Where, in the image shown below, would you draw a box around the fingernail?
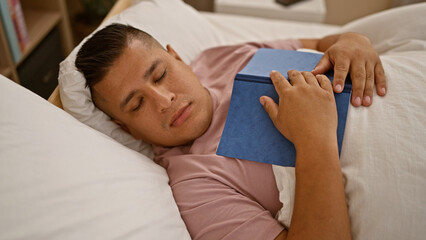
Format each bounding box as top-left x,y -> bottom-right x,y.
354,97 -> 361,106
259,97 -> 265,106
335,84 -> 342,92
380,87 -> 386,95
364,96 -> 371,105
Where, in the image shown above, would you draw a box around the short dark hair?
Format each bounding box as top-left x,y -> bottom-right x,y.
75,23 -> 162,88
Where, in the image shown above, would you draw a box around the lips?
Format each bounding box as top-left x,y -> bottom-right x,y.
171,103 -> 192,127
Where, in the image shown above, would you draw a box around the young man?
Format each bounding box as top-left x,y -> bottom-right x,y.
76,23 -> 386,240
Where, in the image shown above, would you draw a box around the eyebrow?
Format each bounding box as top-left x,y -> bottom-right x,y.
144,59 -> 160,79
119,59 -> 161,111
120,90 -> 137,111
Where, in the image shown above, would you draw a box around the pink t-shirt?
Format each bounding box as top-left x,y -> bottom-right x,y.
154,39 -> 302,240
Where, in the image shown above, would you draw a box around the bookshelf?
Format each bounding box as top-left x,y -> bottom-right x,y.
0,14 -> 15,79
0,0 -> 73,97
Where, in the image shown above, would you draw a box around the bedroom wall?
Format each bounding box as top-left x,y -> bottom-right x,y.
184,0 -> 214,11
186,0 -> 423,25
324,0 -> 392,25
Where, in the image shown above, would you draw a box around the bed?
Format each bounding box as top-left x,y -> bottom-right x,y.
1,0 -> 425,239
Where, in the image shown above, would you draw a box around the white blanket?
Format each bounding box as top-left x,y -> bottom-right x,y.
273,4 -> 426,240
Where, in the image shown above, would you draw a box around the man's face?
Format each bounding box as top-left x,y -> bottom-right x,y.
92,39 -> 213,147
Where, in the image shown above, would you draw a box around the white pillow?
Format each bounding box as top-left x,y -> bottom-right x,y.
337,2 -> 426,55
274,4 -> 426,240
0,75 -> 191,240
58,0 -> 224,158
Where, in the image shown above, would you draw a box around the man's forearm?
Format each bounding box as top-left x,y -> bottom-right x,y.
287,138 -> 351,240
299,34 -> 340,52
300,33 -> 372,53
263,71 -> 352,240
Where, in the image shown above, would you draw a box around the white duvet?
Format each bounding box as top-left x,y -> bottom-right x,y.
272,4 -> 426,240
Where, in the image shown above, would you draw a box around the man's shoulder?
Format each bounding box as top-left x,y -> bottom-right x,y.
192,42 -> 259,66
191,39 -> 301,68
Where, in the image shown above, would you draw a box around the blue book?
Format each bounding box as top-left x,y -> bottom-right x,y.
216,48 -> 351,167
0,0 -> 21,63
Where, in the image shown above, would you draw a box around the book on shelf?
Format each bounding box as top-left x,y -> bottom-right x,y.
7,0 -> 28,52
0,0 -> 21,63
216,48 -> 352,167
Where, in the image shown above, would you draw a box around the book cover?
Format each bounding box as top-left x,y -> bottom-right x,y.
8,0 -> 28,52
216,48 -> 351,167
0,0 -> 21,63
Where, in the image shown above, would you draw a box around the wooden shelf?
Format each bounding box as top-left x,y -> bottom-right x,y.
0,0 -> 74,97
0,16 -> 18,82
17,9 -> 61,66
0,66 -> 12,77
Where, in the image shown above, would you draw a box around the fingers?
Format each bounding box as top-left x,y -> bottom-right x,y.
270,71 -> 290,96
259,96 -> 278,125
287,70 -> 305,86
316,74 -> 333,92
374,61 -> 387,96
272,70 -> 323,89
349,60 -> 366,107
332,56 -> 350,94
361,60 -> 387,106
362,63 -> 375,106
311,54 -> 332,75
301,71 -> 319,86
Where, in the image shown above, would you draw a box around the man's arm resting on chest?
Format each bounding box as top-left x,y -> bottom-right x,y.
260,71 -> 351,240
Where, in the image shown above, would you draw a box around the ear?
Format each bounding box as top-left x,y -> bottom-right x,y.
166,44 -> 183,62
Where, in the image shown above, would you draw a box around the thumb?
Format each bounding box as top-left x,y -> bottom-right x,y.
312,53 -> 332,75
260,96 -> 278,123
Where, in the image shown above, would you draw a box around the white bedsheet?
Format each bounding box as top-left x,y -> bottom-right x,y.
203,12 -> 339,44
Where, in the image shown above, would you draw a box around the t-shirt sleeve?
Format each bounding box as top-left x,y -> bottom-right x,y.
172,178 -> 284,240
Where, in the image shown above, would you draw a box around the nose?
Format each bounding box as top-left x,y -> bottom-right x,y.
150,87 -> 175,112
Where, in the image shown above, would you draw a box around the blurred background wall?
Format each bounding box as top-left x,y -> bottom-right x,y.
325,0 -> 391,24
183,0 -> 424,25
324,0 -> 424,25
65,0 -> 425,44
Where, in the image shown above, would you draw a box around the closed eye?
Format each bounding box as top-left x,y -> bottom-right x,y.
155,68 -> 167,83
132,97 -> 144,112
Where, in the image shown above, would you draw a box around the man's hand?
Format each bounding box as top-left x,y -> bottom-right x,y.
260,70 -> 337,148
261,71 -> 351,240
301,32 -> 387,107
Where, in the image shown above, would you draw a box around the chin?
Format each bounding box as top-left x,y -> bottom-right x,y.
175,116 -> 211,146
